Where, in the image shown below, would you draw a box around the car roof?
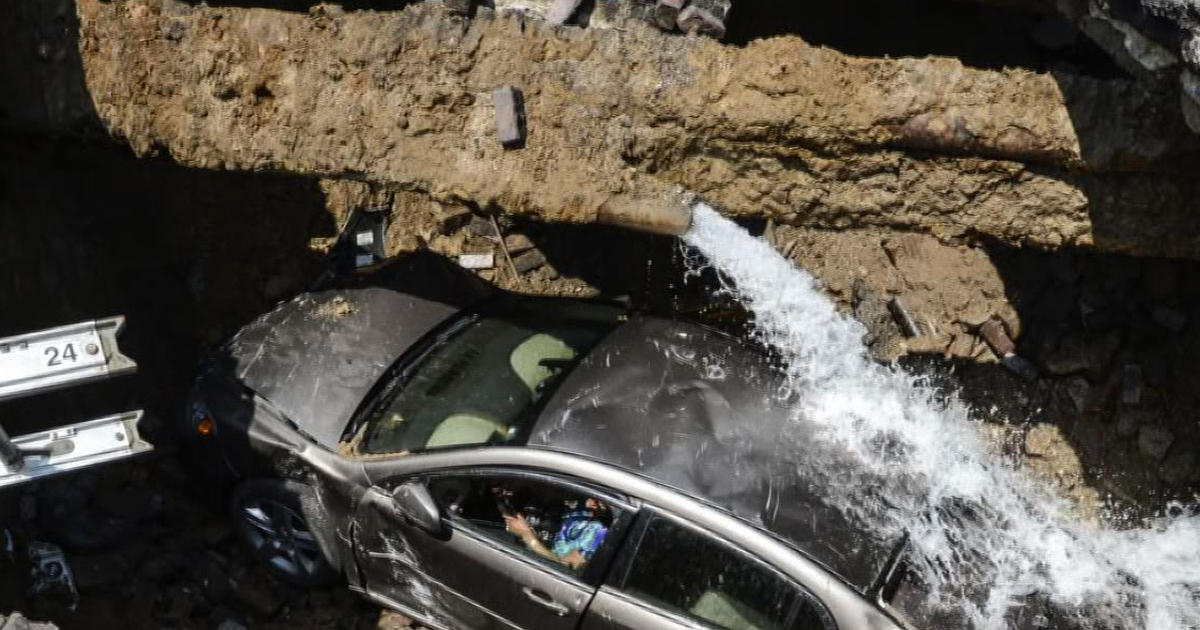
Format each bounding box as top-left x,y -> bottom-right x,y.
528,316 -> 897,593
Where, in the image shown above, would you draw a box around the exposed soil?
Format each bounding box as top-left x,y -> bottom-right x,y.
1,0 -> 1199,627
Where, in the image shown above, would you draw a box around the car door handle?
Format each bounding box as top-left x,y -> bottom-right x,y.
521,586 -> 570,616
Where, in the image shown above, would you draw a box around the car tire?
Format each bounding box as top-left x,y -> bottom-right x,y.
230,479 -> 340,587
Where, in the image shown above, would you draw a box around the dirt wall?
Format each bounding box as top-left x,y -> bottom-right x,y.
5,0 -> 1200,258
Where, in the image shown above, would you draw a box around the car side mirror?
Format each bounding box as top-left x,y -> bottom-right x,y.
391,481 -> 445,537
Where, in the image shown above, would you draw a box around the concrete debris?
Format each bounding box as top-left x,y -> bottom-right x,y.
653,0 -> 685,31
1138,425 -> 1174,461
503,233 -> 535,255
1122,364 -> 1142,406
677,5 -> 726,39
492,86 -> 527,149
689,0 -> 731,22
546,0 -> 583,26
458,253 -> 496,269
468,215 -> 498,239
512,248 -> 547,273
979,318 -> 1016,357
887,297 -> 921,338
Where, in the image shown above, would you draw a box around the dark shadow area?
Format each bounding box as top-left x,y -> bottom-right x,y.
726,0 -> 1125,77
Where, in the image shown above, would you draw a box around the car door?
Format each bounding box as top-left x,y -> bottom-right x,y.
580,510 -> 836,630
354,468 -> 634,630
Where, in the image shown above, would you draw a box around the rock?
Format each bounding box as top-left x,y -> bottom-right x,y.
1138,425 -> 1174,461
1063,377 -> 1091,413
466,215 -> 496,238
502,233 -> 535,254
1043,335 -> 1090,375
1001,354 -> 1039,381
512,248 -> 546,273
1152,305 -> 1187,333
545,0 -> 583,26
979,319 -> 1015,357
677,6 -> 725,39
377,609 -> 414,630
946,333 -> 976,359
957,303 -> 994,329
653,0 -> 684,31
1160,450 -> 1196,485
492,86 -> 526,149
1024,424 -> 1061,458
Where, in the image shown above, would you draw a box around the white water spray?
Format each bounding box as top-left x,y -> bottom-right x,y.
682,204 -> 1200,630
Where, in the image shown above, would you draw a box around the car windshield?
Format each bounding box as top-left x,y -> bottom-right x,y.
357,297 -> 624,455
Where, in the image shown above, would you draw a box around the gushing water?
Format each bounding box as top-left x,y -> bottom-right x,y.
682,204 -> 1200,630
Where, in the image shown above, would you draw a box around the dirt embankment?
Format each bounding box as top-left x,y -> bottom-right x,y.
4,0 -> 1200,257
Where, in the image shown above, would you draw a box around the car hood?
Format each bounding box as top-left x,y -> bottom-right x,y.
216,253 -> 493,449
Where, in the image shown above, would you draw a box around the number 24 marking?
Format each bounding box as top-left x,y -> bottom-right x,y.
45,344 -> 78,367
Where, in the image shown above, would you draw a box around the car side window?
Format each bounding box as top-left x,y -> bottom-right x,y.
620,514 -> 834,630
427,473 -> 626,579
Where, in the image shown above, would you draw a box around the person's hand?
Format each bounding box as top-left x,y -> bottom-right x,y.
504,513 -> 535,539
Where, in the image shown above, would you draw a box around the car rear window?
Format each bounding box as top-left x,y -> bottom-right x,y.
358,297 -> 623,454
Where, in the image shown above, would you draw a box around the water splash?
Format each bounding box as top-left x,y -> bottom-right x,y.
682,203 -> 1200,630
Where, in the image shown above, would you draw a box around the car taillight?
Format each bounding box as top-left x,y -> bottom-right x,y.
196,415 -> 216,436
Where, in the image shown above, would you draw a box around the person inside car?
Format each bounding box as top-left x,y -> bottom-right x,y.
501,496 -> 610,571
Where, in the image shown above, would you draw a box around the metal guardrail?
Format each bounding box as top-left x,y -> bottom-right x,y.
0,317 -> 152,488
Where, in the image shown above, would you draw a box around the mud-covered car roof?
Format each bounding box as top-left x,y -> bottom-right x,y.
528,316 -> 897,593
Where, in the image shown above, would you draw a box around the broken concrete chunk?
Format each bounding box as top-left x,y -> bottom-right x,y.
1138,425 -> 1174,461
979,318 -> 1016,357
676,5 -> 726,39
467,215 -> 497,238
492,86 -> 526,149
512,248 -> 547,273
653,0 -> 684,31
546,0 -> 583,26
458,253 -> 495,269
503,233 -> 535,254
689,0 -> 731,22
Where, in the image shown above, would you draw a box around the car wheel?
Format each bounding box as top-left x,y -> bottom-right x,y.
231,479 -> 339,587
